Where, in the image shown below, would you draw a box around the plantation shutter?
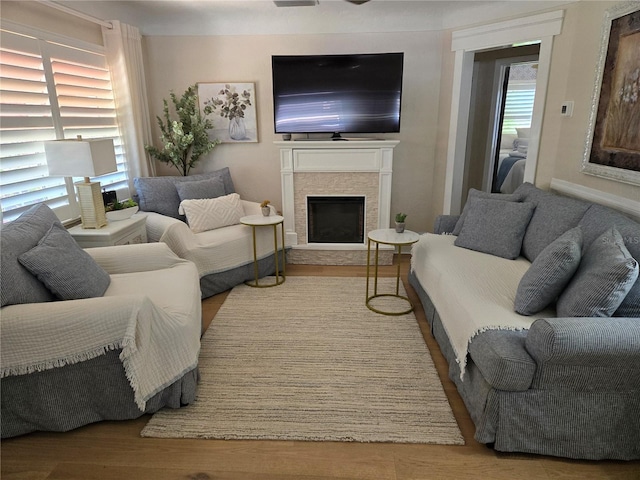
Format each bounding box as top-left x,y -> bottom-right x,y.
0,25 -> 129,224
501,83 -> 537,135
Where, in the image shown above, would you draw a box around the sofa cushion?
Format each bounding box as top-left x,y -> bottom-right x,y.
515,227 -> 583,315
452,188 -> 525,236
0,203 -> 59,306
454,198 -> 535,259
557,227 -> 639,317
578,204 -> 640,317
514,183 -> 591,262
179,193 -> 245,233
175,176 -> 226,201
134,168 -> 235,220
468,330 -> 535,391
18,223 -> 111,300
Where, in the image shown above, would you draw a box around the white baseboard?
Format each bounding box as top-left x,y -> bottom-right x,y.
549,178 -> 640,220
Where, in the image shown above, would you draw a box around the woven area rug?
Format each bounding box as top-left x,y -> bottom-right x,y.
141,276 -> 464,444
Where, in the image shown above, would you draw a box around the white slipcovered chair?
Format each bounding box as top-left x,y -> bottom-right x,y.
134,168 -> 284,298
0,203 -> 201,438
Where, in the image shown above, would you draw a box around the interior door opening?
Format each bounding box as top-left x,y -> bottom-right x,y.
461,44 -> 540,204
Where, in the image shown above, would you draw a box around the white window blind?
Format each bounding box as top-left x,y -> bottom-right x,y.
0,26 -> 128,224
501,82 -> 537,136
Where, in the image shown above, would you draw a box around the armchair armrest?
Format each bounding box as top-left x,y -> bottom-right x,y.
434,215 -> 460,234
241,200 -> 275,216
140,211 -> 185,243
525,317 -> 640,391
86,243 -> 187,274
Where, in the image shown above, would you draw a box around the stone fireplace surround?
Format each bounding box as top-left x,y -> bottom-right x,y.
277,140 -> 399,265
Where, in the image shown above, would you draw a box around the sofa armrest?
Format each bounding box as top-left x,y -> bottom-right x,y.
241,200 -> 275,216
140,211 -> 185,243
434,215 -> 460,234
86,243 -> 186,274
468,330 -> 536,391
525,317 -> 640,391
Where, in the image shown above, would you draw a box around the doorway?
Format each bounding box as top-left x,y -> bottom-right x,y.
463,46 -> 540,198
443,10 -> 564,214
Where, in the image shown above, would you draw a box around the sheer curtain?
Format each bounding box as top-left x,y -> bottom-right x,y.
102,21 -> 155,192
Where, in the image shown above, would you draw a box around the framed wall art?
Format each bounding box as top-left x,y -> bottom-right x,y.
198,82 -> 258,143
583,2 -> 640,185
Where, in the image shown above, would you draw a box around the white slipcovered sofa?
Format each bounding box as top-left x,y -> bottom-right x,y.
134,168 -> 284,298
1,204 -> 201,438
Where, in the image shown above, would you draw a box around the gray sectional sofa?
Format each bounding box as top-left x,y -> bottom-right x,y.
409,182 -> 640,460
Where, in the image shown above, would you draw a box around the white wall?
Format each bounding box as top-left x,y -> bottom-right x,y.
143,31 -> 444,232
536,1 -> 640,202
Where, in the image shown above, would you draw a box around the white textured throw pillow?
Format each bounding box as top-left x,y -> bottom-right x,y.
179,193 -> 245,233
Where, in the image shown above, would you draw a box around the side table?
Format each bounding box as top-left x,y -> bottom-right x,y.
68,214 -> 147,248
366,228 -> 420,315
240,214 -> 286,288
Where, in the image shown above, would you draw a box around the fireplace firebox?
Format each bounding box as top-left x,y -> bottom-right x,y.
307,196 -> 365,244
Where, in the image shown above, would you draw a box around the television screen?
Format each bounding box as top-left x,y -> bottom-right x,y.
272,53 -> 404,135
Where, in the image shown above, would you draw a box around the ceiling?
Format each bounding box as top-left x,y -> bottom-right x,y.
55,0 -> 574,36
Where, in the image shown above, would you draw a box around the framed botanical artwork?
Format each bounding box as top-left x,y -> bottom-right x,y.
198,82 -> 258,143
583,2 -> 640,186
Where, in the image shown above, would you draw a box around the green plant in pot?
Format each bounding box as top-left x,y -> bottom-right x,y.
145,85 -> 220,176
395,213 -> 407,233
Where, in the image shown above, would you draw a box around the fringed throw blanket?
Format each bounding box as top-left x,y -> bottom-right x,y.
411,234 -> 554,378
1,285 -> 200,411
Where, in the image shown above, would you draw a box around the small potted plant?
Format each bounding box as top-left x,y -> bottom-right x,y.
106,198 -> 139,221
260,200 -> 271,217
395,212 -> 407,233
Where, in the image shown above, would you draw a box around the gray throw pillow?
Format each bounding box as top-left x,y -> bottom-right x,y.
134,168 -> 235,220
0,203 -> 60,306
454,198 -> 535,260
452,189 -> 524,236
515,227 -> 583,315
556,227 -> 639,317
18,223 -> 111,300
175,176 -> 226,201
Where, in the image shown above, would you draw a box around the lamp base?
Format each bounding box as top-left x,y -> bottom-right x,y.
75,181 -> 107,229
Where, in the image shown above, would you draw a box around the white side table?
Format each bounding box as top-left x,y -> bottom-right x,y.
366,228 -> 420,315
68,215 -> 147,248
240,214 -> 286,288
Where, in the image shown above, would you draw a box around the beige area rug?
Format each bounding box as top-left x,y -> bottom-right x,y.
141,276 -> 464,444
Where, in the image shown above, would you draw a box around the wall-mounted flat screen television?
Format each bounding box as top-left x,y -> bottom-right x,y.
272,53 -> 404,137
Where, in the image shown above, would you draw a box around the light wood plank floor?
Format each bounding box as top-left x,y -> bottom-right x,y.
2,260 -> 639,480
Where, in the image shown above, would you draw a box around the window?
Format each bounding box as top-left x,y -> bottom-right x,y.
0,25 -> 128,224
501,62 -> 537,136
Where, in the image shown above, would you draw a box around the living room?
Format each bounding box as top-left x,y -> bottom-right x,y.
1,0 -> 640,478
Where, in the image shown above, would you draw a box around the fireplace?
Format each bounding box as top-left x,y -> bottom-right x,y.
278,140 -> 399,265
308,196 -> 365,244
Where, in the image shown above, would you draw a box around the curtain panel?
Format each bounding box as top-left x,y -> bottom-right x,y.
102,21 -> 155,192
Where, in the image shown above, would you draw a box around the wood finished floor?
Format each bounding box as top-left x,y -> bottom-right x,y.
2,260 -> 639,480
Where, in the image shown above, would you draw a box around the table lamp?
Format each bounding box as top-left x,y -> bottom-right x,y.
44,136 -> 117,229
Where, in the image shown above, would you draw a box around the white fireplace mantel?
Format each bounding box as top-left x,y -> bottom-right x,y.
277,140 -> 399,254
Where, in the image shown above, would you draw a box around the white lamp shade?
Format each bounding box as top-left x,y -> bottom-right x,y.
45,138 -> 117,178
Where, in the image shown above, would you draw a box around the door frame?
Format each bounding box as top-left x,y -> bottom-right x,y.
443,10 -> 564,214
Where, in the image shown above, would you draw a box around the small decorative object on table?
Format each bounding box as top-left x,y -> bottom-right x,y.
106,199 -> 139,221
260,200 -> 271,216
395,212 -> 407,233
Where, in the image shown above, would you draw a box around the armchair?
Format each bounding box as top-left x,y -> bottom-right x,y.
135,168 -> 285,298
1,204 -> 201,437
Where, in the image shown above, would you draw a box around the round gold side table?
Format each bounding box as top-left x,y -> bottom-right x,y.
240,214 -> 286,288
366,228 -> 420,315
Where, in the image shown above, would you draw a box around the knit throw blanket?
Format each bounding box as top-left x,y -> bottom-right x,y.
411,234 -> 553,378
1,294 -> 200,411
